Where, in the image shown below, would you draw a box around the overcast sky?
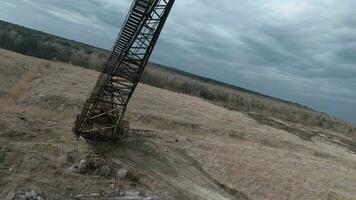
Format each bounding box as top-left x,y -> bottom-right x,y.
0,0 -> 355,123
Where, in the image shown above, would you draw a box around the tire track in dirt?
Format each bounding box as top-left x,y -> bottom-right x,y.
97,135 -> 249,200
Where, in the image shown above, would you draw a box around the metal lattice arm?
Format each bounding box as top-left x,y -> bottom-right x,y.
73,0 -> 175,140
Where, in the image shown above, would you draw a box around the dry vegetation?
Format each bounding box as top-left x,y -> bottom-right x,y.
141,65 -> 356,137
1,49 -> 356,200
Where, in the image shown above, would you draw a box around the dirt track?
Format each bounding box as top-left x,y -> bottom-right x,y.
1,49 -> 356,200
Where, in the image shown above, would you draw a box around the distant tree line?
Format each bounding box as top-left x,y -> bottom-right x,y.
141,66 -> 356,136
0,20 -> 108,70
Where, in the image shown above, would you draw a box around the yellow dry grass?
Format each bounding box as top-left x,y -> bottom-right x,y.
1,49 -> 356,200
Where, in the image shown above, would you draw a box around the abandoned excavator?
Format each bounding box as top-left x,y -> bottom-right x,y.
73,0 -> 175,140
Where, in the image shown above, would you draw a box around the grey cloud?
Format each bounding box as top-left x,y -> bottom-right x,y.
336,48 -> 356,64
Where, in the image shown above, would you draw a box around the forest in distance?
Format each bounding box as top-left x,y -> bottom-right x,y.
0,19 -> 355,137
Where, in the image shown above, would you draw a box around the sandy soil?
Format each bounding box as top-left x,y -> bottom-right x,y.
1,49 -> 356,200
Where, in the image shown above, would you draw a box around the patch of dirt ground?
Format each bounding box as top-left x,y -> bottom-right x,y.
1,49 -> 356,200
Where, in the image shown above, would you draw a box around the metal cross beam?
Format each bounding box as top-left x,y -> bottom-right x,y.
73,0 -> 175,140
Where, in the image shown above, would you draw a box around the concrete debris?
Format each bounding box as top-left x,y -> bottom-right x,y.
30,190 -> 37,199
134,114 -> 143,120
24,192 -> 31,199
86,150 -> 105,169
79,159 -> 88,173
69,157 -> 114,177
117,168 -> 128,179
99,165 -> 112,177
6,190 -> 43,200
68,164 -> 80,174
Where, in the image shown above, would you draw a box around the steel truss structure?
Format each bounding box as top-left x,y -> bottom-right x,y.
73,0 -> 175,140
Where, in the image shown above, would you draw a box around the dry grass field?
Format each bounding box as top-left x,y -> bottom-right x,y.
1,49 -> 356,200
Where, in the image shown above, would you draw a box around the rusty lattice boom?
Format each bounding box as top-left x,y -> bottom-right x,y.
73,0 -> 175,140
